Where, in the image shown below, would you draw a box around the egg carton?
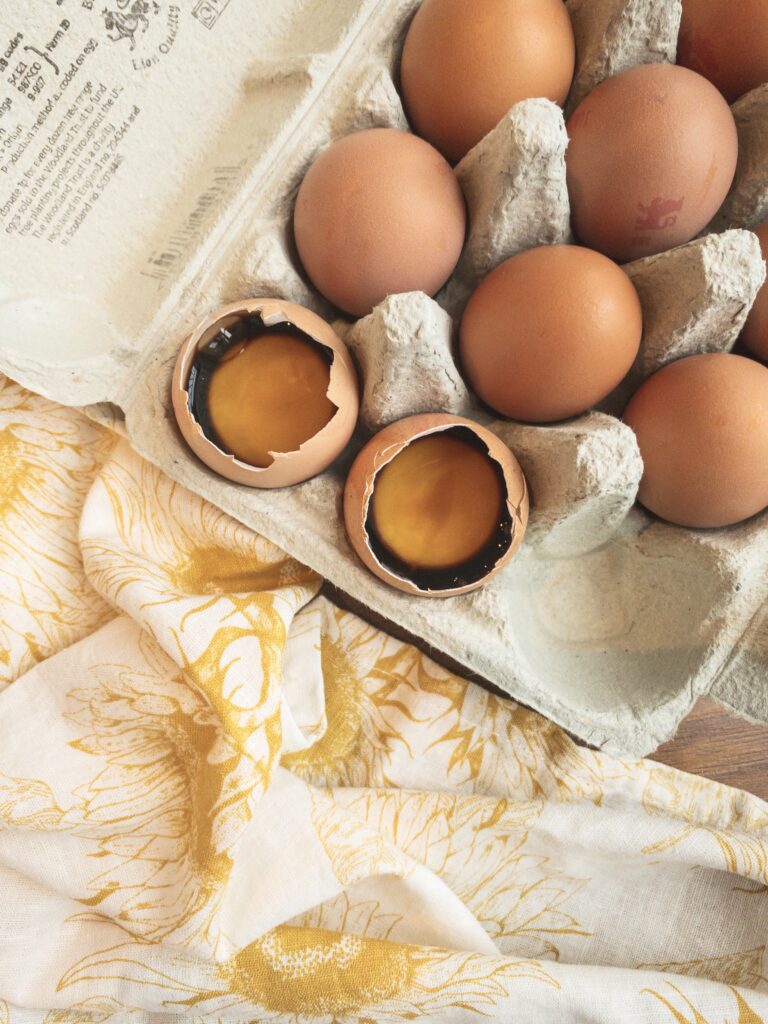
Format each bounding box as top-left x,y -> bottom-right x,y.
1,0 -> 767,755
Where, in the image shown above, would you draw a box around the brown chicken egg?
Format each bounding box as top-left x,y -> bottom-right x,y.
742,220 -> 768,362
678,0 -> 768,103
293,129 -> 467,318
566,64 -> 738,262
172,299 -> 359,488
459,244 -> 643,423
400,0 -> 576,163
343,414 -> 529,597
623,353 -> 768,528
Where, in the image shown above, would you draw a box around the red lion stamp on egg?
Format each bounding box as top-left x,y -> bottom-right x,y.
635,196 -> 685,232
632,196 -> 686,252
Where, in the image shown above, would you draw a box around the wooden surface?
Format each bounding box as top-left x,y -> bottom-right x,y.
653,696 -> 768,800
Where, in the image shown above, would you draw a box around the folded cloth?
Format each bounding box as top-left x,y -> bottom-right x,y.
0,376 -> 766,1023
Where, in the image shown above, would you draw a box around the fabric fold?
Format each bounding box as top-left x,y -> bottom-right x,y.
0,384 -> 766,1022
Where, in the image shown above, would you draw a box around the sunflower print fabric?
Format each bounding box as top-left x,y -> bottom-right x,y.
0,381 -> 766,1023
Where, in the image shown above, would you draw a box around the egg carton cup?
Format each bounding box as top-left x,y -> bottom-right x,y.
1,0 -> 767,755
564,0 -> 682,114
712,85 -> 768,232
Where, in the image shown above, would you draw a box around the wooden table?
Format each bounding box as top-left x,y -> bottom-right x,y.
654,696 -> 768,800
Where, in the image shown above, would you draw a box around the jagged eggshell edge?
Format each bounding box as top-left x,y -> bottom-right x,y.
172,298 -> 359,488
343,412 -> 529,597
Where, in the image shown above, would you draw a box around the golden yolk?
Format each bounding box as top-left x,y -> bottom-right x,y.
370,433 -> 503,570
206,332 -> 336,468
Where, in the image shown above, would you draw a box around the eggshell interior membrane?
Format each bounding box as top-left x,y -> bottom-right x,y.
623,353 -> 768,529
172,299 -> 359,489
400,0 -> 575,163
566,64 -> 738,262
293,128 -> 467,318
678,0 -> 768,104
459,244 -> 643,423
742,220 -> 768,362
343,413 -> 529,597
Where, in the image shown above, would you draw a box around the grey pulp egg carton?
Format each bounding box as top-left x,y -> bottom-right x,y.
1,0 -> 767,755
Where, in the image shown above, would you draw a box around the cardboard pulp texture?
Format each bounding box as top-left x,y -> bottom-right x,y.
1,0 -> 767,755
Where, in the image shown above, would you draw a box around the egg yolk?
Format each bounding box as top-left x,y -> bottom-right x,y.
370,433 -> 504,570
206,332 -> 336,468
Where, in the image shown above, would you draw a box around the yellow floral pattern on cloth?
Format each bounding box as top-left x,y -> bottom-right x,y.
641,948 -> 766,990
66,628 -> 254,945
642,981 -> 765,1024
54,930 -> 557,1021
642,765 -> 768,883
0,381 -> 114,688
0,382 -> 764,1022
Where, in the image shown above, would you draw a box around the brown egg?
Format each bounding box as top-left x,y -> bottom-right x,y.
566,64 -> 738,262
400,0 -> 575,163
678,0 -> 768,103
623,353 -> 768,528
344,414 -> 529,597
742,221 -> 768,361
294,129 -> 466,318
172,299 -> 359,488
459,245 -> 643,423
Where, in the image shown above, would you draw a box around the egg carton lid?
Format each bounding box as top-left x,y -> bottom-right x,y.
1,0 -> 768,756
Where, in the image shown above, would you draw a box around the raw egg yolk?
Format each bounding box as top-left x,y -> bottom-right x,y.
206,332 -> 336,468
370,433 -> 504,570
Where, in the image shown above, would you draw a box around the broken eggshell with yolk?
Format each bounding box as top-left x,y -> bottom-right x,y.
343,413 -> 530,597
172,299 -> 359,488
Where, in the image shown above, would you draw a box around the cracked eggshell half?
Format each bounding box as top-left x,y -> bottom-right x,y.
343,413 -> 529,598
172,298 -> 359,488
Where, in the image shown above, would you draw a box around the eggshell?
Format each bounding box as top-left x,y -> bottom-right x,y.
400,0 -> 575,163
293,129 -> 467,318
172,299 -> 359,488
742,220 -> 768,361
678,0 -> 768,104
623,353 -> 768,528
459,244 -> 643,423
566,64 -> 739,262
343,413 -> 529,597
